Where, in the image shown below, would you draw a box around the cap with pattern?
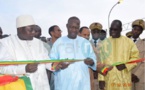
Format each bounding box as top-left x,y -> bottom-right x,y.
132,19 -> 145,30
89,22 -> 102,30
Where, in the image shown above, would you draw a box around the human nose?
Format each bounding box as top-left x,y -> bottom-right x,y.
32,30 -> 36,34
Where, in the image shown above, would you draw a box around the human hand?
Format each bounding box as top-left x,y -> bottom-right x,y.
84,58 -> 94,66
116,64 -> 126,71
26,63 -> 39,73
97,62 -> 113,76
131,74 -> 139,83
99,81 -> 105,90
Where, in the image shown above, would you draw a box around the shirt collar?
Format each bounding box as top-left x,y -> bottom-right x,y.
92,39 -> 100,43
130,37 -> 140,43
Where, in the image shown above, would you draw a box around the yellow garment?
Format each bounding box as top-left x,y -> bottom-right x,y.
0,79 -> 26,90
98,36 -> 139,90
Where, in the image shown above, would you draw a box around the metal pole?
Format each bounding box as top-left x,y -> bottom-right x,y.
107,2 -> 120,36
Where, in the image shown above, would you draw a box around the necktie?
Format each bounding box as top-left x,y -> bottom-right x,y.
133,39 -> 137,43
94,40 -> 97,47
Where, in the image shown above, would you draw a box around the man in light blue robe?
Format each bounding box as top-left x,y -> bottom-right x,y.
50,16 -> 97,90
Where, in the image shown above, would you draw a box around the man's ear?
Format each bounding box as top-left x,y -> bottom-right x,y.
17,27 -> 23,34
120,28 -> 122,32
50,31 -> 53,36
140,29 -> 143,34
78,32 -> 81,36
66,24 -> 68,29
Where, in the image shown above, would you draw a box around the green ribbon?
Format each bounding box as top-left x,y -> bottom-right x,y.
0,59 -> 83,65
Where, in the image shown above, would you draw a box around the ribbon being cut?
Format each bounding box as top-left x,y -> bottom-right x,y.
0,59 -> 83,66
0,59 -> 83,90
0,58 -> 144,90
101,58 -> 145,75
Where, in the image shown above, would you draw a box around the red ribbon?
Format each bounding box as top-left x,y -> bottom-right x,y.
0,75 -> 18,86
101,58 -> 145,75
127,58 -> 145,64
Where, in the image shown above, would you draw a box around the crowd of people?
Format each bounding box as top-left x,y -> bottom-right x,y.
0,15 -> 144,90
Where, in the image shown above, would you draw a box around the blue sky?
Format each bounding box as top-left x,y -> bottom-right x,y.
0,0 -> 145,38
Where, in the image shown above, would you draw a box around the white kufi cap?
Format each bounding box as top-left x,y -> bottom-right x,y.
16,15 -> 35,28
